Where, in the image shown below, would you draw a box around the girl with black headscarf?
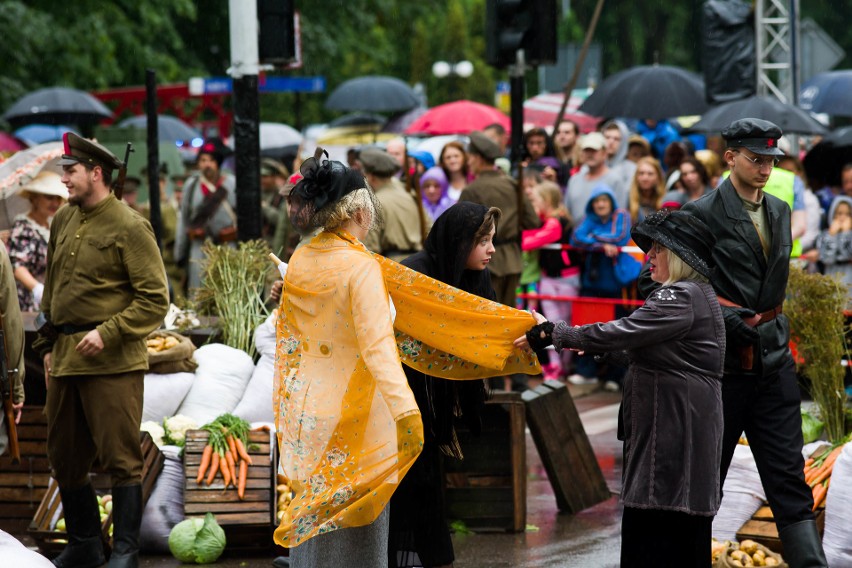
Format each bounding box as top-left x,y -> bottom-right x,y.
388,201 -> 501,568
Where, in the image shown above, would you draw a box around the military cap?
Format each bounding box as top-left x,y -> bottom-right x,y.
261,158 -> 289,178
722,118 -> 784,157
467,131 -> 502,161
359,148 -> 400,177
58,132 -> 123,172
197,137 -> 232,166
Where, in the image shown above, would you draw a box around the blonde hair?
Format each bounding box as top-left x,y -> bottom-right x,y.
664,248 -> 708,285
629,157 -> 665,224
535,181 -> 571,222
312,186 -> 383,233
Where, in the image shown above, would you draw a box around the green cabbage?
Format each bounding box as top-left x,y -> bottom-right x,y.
168,512 -> 226,564
801,410 -> 824,444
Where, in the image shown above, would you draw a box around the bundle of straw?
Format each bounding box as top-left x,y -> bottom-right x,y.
195,240 -> 273,358
785,269 -> 849,443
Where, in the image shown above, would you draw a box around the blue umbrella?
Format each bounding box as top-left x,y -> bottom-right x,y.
800,70 -> 852,117
118,114 -> 201,143
14,124 -> 79,145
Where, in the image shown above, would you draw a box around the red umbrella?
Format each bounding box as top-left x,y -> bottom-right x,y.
404,100 -> 510,136
523,92 -> 600,133
0,132 -> 28,153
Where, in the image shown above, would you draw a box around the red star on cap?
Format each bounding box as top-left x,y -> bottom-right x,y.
767,138 -> 776,147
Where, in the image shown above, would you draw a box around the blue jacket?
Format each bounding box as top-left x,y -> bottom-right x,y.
571,186 -> 632,292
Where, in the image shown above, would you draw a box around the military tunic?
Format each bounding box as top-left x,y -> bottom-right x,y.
34,195 -> 168,487
363,178 -> 423,263
0,245 -> 24,456
174,173 -> 238,291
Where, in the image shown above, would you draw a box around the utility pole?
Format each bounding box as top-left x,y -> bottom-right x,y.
228,0 -> 262,241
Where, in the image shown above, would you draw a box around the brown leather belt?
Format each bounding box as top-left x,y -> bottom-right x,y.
717,296 -> 783,370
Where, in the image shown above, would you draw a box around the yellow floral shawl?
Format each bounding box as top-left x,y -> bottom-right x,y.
273,231 -> 539,547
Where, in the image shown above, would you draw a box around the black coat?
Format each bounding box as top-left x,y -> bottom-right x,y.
682,178 -> 792,376
553,281 -> 726,515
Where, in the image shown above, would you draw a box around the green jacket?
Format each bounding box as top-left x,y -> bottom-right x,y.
0,246 -> 24,403
34,195 -> 169,376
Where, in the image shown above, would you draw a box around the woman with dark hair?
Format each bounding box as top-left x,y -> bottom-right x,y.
679,157 -> 713,202
439,141 -> 470,202
389,202 -> 500,568
517,210 -> 725,567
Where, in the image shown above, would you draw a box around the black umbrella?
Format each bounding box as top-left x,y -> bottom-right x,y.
579,65 -> 708,120
803,126 -> 852,187
799,70 -> 852,117
686,96 -> 828,135
2,87 -> 113,129
328,112 -> 387,128
118,114 -> 201,142
325,76 -> 420,113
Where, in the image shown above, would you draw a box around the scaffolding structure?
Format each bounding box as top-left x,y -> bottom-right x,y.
755,0 -> 800,103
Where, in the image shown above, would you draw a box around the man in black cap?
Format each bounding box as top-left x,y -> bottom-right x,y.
361,148 -> 424,262
174,138 -> 237,294
260,158 -> 290,253
34,133 -> 169,568
681,119 -> 828,566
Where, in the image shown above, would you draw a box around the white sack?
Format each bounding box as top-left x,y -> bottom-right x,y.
141,372 -> 195,424
139,445 -> 185,553
175,344 -> 254,425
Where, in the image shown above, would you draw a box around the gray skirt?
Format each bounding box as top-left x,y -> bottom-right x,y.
289,506 -> 389,568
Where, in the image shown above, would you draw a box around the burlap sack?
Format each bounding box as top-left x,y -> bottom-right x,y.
146,331 -> 198,374
714,541 -> 787,567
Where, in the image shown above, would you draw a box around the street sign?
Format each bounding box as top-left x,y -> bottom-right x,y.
800,18 -> 845,82
187,76 -> 326,96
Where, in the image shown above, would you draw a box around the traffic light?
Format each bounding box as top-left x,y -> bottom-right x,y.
486,0 -> 558,69
258,0 -> 296,65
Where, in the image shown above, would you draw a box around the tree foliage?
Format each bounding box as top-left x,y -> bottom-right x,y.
3,0 -> 852,129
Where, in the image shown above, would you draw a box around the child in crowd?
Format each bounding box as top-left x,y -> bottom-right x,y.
522,181 -> 582,380
568,184 -> 631,390
419,166 -> 453,223
817,196 -> 852,305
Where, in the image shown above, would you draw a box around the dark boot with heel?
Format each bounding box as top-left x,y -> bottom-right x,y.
51,483 -> 106,568
107,484 -> 142,568
778,519 -> 828,568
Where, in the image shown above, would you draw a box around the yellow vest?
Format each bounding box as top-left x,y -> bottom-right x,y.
762,168 -> 802,257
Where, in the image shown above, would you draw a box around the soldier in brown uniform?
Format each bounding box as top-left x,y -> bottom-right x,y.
0,244 -> 24,458
361,148 -> 424,262
34,133 -> 169,568
459,131 -> 540,307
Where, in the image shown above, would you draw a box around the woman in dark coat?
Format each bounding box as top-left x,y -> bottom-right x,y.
389,201 -> 500,568
517,210 -> 726,567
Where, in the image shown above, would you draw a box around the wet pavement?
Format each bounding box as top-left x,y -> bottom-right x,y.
26,384 -> 626,568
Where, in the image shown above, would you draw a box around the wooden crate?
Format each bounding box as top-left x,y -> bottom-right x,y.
183,429 -> 276,550
27,431 -> 164,557
444,391 -> 526,532
0,405 -> 51,536
736,503 -> 826,555
521,380 -> 611,513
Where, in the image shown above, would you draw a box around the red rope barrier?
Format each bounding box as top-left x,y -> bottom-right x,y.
517,293 -> 646,307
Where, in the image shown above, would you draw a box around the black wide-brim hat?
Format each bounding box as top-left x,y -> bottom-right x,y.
631,210 -> 716,280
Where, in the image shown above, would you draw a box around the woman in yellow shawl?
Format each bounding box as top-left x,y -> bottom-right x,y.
275,151 -> 539,566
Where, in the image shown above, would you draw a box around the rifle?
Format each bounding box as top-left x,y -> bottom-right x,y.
113,142 -> 134,201
0,329 -> 20,464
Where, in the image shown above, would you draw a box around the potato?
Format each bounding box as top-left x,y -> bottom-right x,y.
740,540 -> 759,555
764,558 -> 778,566
730,550 -> 753,566
731,561 -> 743,567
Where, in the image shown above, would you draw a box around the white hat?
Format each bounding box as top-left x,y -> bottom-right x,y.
20,171 -> 69,200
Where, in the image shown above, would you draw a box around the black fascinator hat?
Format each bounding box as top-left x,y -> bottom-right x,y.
291,147 -> 366,212
631,210 -> 716,279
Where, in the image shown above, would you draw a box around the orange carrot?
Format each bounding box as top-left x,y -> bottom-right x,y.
234,437 -> 253,465
225,450 -> 237,488
197,445 -> 213,484
227,435 -> 238,464
805,457 -> 815,468
206,452 -> 220,485
220,451 -> 231,487
238,459 -> 248,499
809,459 -> 837,487
812,481 -> 829,510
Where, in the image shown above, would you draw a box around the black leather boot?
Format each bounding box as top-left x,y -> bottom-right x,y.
107,485 -> 142,568
778,519 -> 828,568
52,483 -> 106,568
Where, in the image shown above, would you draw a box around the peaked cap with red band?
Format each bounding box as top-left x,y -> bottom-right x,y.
58,132 -> 123,172
722,118 -> 785,157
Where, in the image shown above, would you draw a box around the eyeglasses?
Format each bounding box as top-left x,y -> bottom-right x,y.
734,150 -> 779,169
